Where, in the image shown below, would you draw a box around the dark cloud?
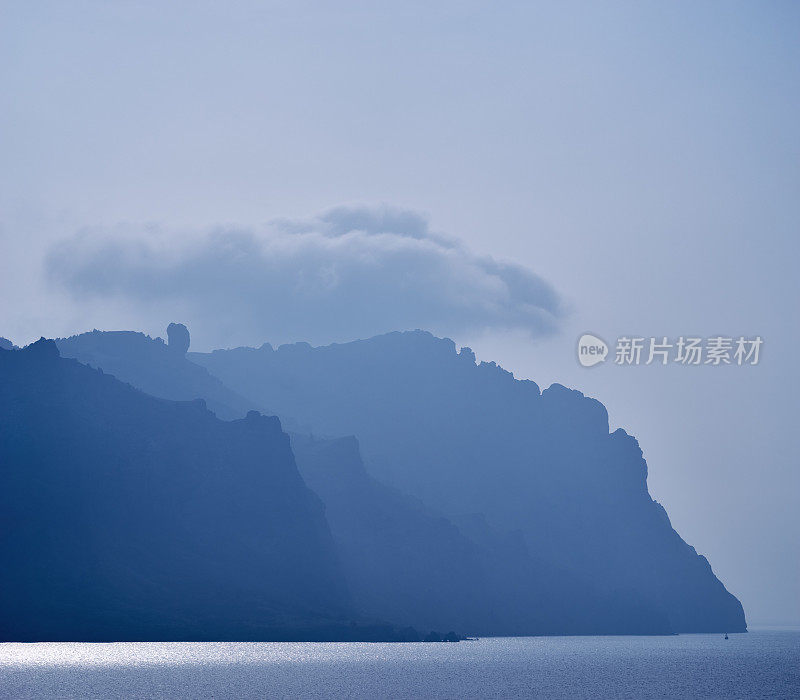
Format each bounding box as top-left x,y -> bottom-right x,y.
46,206 -> 562,347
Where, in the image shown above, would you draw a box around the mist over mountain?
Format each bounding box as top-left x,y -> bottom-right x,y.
46,205 -> 562,348
55,327 -> 677,634
56,327 -> 257,420
0,340 -> 420,641
193,330 -> 746,634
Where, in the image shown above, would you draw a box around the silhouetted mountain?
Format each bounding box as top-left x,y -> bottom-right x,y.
0,340 -> 420,641
193,330 -> 747,633
50,328 -> 671,634
57,329 -> 258,420
48,329 -> 495,632
0,337 -> 17,351
45,327 -> 744,634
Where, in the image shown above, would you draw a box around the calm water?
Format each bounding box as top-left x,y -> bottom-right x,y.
1,630 -> 798,699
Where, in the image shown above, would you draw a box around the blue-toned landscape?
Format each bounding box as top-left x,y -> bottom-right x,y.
1,1 -> 798,698
0,327 -> 744,642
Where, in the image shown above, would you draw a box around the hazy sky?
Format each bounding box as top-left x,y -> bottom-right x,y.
1,1 -> 798,624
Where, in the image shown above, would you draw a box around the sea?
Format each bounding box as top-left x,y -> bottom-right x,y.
0,629 -> 798,699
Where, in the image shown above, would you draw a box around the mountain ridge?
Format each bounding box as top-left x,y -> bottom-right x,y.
33,326 -> 745,634
193,328 -> 746,634
0,339 -> 422,641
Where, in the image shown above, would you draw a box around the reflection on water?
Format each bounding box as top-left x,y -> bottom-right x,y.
1,630 -> 798,699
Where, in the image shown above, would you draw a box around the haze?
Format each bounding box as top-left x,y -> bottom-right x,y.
1,1 -> 798,624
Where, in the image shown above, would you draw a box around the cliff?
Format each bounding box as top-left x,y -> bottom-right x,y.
292,433 -> 672,635
193,330 -> 747,633
46,328 -> 672,634
0,340 -> 388,641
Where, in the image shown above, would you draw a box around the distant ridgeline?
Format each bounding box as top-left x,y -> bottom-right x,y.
0,326 -> 745,640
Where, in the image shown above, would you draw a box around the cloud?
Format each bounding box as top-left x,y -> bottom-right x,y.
46,205 -> 563,348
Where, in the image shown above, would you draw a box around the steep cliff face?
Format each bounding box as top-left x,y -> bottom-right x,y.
42,328 -> 674,635
41,327 -> 745,633
193,330 -> 747,633
292,433 -> 491,633
292,434 -> 672,635
0,341 -> 355,641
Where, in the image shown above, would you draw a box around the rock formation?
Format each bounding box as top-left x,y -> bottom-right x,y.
193,330 -> 747,633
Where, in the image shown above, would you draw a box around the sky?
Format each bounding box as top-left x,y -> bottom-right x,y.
1,1 -> 798,624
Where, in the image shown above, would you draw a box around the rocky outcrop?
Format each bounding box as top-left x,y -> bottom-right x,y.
56,328 -> 258,420
167,322 -> 191,355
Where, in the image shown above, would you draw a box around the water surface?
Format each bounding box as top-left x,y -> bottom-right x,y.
1,629 -> 798,699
